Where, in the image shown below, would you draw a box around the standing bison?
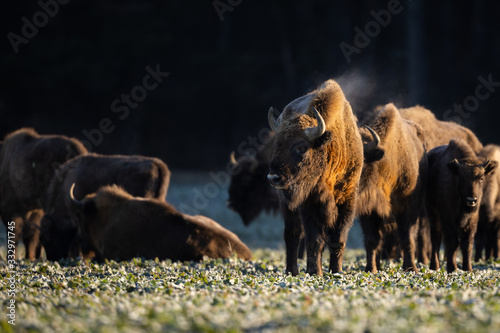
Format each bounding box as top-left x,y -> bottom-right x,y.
41,153 -> 170,261
0,128 -> 87,259
427,139 -> 496,272
267,79 -> 363,276
358,104 -> 427,273
227,132 -> 280,225
69,184 -> 252,262
475,144 -> 500,260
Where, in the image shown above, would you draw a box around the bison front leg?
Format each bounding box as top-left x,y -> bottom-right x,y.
428,210 -> 442,271
304,226 -> 325,276
395,211 -> 418,273
327,202 -> 355,274
22,209 -> 43,260
282,206 -> 303,276
360,213 -> 384,273
459,224 -> 477,272
443,227 -> 459,273
474,218 -> 486,261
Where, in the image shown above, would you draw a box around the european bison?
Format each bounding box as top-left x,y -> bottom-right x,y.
475,144 -> 500,261
358,104 -> 427,273
41,153 -> 170,261
69,184 -> 252,262
227,132 -> 280,225
427,139 -> 496,272
399,106 -> 485,264
267,79 -> 363,276
0,128 -> 87,259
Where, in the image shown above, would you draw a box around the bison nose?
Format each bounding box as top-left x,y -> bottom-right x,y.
267,173 -> 286,189
466,196 -> 478,207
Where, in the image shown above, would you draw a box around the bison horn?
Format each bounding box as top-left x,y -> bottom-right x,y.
363,125 -> 380,152
304,107 -> 326,141
230,151 -> 238,166
69,183 -> 83,210
268,107 -> 281,133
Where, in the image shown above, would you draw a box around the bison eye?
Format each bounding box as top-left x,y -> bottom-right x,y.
292,142 -> 309,156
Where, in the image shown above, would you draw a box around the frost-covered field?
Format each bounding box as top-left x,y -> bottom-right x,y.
0,172 -> 499,332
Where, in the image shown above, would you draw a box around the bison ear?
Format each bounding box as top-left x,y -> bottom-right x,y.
312,131 -> 333,148
447,159 -> 460,173
364,149 -> 385,163
484,160 -> 497,175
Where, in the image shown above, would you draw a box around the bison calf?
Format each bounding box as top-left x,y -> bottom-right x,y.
427,139 -> 496,272
69,184 -> 252,262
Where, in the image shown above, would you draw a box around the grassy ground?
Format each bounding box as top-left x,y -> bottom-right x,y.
0,172 -> 499,332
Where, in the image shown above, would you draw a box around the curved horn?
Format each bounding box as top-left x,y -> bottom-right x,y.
363,125 -> 380,152
268,107 -> 281,133
68,183 -> 83,210
229,151 -> 238,166
304,107 -> 326,140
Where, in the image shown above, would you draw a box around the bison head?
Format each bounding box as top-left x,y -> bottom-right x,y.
448,158 -> 497,212
227,152 -> 279,225
267,104 -> 333,209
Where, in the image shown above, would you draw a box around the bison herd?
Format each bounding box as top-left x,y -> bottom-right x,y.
3,78 -> 500,276
229,79 -> 500,275
1,128 -> 251,263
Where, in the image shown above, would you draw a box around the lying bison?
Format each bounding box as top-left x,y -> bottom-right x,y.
267,79 -> 363,276
41,153 -> 170,261
358,104 -> 427,273
475,144 -> 500,261
427,139 -> 496,272
0,128 -> 87,259
69,184 -> 252,262
227,132 -> 280,226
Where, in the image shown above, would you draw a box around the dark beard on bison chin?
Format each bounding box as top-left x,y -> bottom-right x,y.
281,182 -> 313,211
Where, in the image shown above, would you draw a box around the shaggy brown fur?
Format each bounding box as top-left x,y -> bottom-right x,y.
475,144 -> 500,260
71,185 -> 252,262
398,105 -> 483,152
41,153 -> 170,261
227,133 -> 280,226
427,139 -> 496,272
268,79 -> 363,276
361,105 -> 484,264
0,128 -> 87,259
357,104 -> 427,273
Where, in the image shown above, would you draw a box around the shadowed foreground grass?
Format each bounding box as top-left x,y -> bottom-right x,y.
1,249 -> 499,333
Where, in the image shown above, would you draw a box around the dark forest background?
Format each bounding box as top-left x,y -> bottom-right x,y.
0,0 -> 499,170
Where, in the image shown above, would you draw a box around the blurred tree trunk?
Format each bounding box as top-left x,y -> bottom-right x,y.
406,0 -> 425,106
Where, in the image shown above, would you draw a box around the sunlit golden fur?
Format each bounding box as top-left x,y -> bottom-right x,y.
273,80 -> 363,213
357,103 -> 427,273
269,79 -> 363,275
